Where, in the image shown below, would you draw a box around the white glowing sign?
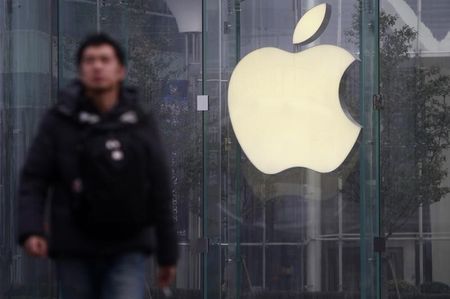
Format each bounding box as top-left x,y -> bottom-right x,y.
228,3 -> 361,174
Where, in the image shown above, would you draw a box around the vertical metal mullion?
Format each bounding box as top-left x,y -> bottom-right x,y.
96,0 -> 100,32
338,178 -> 343,292
201,0 -> 208,298
359,0 -> 381,298
234,1 -> 242,298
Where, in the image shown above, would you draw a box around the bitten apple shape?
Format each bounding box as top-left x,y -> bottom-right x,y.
228,3 -> 361,174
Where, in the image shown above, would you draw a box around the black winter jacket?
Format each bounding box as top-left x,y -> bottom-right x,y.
17,79 -> 178,266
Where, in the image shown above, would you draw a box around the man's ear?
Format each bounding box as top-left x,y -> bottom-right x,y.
119,66 -> 127,80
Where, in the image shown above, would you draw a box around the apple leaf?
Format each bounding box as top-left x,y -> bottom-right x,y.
293,3 -> 331,46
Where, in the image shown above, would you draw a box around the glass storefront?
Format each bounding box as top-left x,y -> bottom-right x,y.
0,0 -> 449,298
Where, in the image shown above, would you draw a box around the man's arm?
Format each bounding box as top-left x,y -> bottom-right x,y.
17,111 -> 56,247
146,112 -> 179,268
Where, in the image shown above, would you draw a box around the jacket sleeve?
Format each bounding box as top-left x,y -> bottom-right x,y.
146,112 -> 179,267
17,111 -> 56,246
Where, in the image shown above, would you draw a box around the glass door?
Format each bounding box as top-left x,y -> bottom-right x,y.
202,0 -> 381,298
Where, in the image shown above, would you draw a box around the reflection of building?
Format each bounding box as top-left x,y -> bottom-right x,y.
386,0 -> 450,57
383,0 -> 450,288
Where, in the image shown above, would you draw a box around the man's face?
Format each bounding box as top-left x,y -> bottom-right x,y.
79,44 -> 126,92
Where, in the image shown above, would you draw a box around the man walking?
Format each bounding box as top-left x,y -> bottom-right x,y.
17,33 -> 178,299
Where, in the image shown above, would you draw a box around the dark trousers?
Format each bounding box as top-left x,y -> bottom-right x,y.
55,251 -> 148,299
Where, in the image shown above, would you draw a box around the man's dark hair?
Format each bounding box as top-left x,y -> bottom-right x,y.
76,33 -> 126,66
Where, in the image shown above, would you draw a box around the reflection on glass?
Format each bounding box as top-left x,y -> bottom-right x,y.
381,0 -> 450,297
205,0 -> 366,297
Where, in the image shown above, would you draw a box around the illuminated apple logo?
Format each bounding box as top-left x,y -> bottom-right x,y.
228,3 -> 361,174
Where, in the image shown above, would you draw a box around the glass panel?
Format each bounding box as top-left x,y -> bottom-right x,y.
202,0 -> 237,297
0,0 -> 58,297
58,0 -> 97,85
203,0 -> 380,298
380,0 -> 450,298
2,0 -> 202,296
57,0 -> 203,298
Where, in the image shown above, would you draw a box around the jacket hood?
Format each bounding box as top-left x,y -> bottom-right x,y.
55,79 -> 141,118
